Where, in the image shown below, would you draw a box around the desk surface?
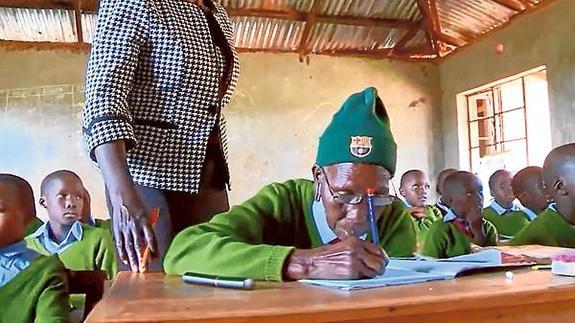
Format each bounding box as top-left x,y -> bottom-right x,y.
87,270 -> 575,323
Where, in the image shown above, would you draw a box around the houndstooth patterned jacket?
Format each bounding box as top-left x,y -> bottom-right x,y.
82,0 -> 240,193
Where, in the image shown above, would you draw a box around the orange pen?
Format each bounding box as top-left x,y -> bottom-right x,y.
139,207 -> 160,273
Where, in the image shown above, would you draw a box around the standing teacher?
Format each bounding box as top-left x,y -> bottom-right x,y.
82,0 -> 240,272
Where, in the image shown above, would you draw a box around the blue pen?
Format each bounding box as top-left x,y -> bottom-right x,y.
366,188 -> 380,246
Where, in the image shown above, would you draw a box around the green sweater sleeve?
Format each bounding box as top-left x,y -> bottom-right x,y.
421,221 -> 448,258
0,255 -> 70,323
164,180 -> 312,281
380,200 -> 416,257
34,262 -> 71,323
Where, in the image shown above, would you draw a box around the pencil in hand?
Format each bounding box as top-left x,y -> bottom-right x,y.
139,207 -> 160,273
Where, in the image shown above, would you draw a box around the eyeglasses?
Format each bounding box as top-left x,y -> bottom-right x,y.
319,167 -> 395,206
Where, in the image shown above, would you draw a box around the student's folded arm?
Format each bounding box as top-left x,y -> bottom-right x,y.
35,265 -> 71,323
508,225 -> 533,246
164,181 -> 305,282
81,0 -> 150,160
420,223 -> 446,258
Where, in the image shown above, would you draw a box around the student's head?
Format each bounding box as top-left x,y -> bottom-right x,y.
313,87 -> 396,240
436,168 -> 458,196
0,174 -> 36,247
542,144 -> 575,214
443,171 -> 484,220
399,170 -> 430,207
512,166 -> 549,213
488,170 -> 515,207
40,170 -> 85,227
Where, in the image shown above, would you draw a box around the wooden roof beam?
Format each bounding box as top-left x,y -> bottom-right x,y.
491,0 -> 527,12
416,0 -> 441,55
73,0 -> 83,43
296,0 -> 320,61
0,0 -> 98,12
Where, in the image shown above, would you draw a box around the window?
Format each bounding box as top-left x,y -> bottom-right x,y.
457,67 -> 552,201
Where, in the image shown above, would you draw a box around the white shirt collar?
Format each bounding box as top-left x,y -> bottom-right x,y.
548,203 -> 558,212
443,208 -> 458,222
522,208 -> 538,221
490,200 -> 521,215
30,221 -> 84,254
436,196 -> 449,213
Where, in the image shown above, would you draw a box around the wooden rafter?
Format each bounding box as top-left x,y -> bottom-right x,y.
296,0 -> 321,60
416,0 -> 440,54
73,0 -> 83,43
0,1 -> 417,29
0,0 -> 98,12
491,0 -> 527,12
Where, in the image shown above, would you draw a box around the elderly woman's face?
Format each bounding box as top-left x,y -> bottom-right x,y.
314,163 -> 391,241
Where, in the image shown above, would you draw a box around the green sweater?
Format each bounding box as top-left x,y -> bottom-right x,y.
509,208 -> 575,247
24,217 -> 44,237
0,255 -> 70,323
411,205 -> 443,244
421,219 -> 498,259
483,206 -> 529,238
26,224 -> 117,280
94,219 -> 111,231
164,179 -> 416,281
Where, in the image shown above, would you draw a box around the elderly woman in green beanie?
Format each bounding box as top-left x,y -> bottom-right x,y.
164,88 -> 416,281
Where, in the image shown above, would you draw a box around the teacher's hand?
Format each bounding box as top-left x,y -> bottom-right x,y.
284,237 -> 387,280
94,141 -> 158,273
111,187 -> 157,272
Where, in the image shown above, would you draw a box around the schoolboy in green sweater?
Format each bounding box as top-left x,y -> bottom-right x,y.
164,87 -> 416,281
483,170 -> 528,239
422,171 -> 498,258
0,174 -> 70,323
26,170 -> 117,280
435,168 -> 458,216
512,166 -> 550,222
510,144 -> 575,247
399,169 -> 442,245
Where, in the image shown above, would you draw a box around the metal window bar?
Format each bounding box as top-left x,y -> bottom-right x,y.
466,76 -> 529,170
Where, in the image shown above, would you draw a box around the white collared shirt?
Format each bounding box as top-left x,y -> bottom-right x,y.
489,200 -> 521,215
30,221 -> 84,255
522,208 -> 538,221
0,240 -> 40,287
442,208 -> 458,222
435,196 -> 449,214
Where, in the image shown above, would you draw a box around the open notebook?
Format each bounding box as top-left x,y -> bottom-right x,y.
299,249 -> 533,291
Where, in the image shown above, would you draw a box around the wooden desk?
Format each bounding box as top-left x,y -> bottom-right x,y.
87,270 -> 575,323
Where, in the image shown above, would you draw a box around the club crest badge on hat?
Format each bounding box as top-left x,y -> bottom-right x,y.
350,136 -> 373,158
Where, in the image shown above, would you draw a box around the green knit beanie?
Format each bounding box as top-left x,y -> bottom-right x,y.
316,87 -> 397,176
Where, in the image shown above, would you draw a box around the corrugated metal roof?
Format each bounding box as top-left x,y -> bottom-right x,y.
309,23 -> 405,52
404,29 -> 428,50
231,16 -> 304,50
221,0 -> 313,11
81,13 -> 96,44
0,7 -> 77,42
0,0 -> 555,60
316,0 -> 420,20
437,0 -> 516,40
